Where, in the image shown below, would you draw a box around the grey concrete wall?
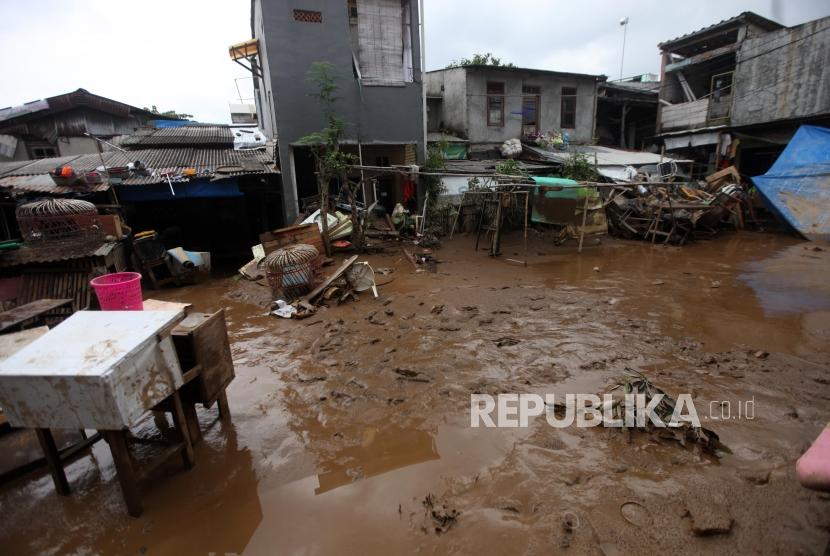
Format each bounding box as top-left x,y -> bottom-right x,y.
732,16 -> 830,126
425,68 -> 468,137
255,0 -> 425,221
462,68 -> 597,145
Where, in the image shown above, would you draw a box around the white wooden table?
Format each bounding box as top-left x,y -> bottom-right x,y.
0,310 -> 194,516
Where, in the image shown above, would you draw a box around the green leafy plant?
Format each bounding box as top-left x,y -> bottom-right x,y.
556,151 -> 599,182
495,158 -> 527,177
446,53 -> 516,69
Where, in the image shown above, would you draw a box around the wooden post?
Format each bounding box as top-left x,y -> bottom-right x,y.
491,193 -> 503,257
217,390 -> 231,424
523,191 -> 529,266
181,401 -> 202,445
170,391 -> 195,470
35,428 -> 70,496
103,430 -> 143,517
577,188 -> 591,254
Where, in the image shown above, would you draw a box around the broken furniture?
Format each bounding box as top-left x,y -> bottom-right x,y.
132,231 -> 179,289
0,298 -> 72,333
0,310 -> 194,517
166,310 -> 235,444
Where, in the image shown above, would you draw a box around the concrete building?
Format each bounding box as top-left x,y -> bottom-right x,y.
657,12 -> 830,177
246,0 -> 425,222
0,89 -> 179,162
425,66 -> 604,154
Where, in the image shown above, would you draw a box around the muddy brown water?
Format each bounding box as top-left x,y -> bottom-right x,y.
1,232 -> 829,554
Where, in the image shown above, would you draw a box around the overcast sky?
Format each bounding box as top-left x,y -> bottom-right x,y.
1,0 -> 827,124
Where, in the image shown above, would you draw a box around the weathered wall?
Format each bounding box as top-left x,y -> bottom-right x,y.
661,98 -> 710,131
732,16 -> 830,126
255,0 -> 425,221
57,136 -> 100,157
463,68 -> 597,145
425,68 -> 467,137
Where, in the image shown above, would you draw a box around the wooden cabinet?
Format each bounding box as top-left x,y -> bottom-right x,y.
172,310 -> 234,407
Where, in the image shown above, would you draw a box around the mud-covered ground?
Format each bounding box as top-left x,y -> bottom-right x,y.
1,231 -> 829,555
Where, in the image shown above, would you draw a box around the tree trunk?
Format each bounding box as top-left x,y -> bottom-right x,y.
318,161 -> 332,257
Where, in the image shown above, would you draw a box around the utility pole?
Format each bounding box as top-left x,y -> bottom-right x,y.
619,16 -> 629,81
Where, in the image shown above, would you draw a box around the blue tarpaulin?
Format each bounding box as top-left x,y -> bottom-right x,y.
151,119 -> 190,128
116,178 -> 243,202
751,125 -> 830,240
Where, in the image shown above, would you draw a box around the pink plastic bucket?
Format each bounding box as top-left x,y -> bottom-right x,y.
90,272 -> 143,311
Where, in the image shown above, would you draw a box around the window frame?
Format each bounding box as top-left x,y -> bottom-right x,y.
486,81 -> 505,127
560,86 -> 578,130
521,94 -> 540,136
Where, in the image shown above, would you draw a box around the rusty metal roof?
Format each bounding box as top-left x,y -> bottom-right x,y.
121,125 -> 235,147
0,89 -> 179,126
0,174 -> 110,195
0,240 -> 121,269
0,147 -> 277,194
658,11 -> 784,50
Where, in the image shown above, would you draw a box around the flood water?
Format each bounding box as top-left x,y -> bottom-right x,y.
0,231 -> 828,555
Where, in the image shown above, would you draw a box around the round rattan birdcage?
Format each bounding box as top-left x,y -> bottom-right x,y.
16,198 -> 103,248
263,243 -> 321,300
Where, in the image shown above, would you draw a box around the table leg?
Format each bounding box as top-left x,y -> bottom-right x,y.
170,391 -> 195,469
103,430 -> 142,517
35,428 -> 70,496
181,400 -> 202,445
217,390 -> 231,424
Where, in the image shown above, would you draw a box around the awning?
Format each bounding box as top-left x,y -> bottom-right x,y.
228,39 -> 259,60
116,178 -> 243,202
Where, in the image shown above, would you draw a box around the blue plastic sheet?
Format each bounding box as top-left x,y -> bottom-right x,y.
751,125 -> 830,240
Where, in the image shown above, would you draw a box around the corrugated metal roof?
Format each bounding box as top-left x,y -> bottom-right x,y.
0,174 -> 110,194
0,89 -> 178,126
523,144 -> 692,182
0,147 -> 276,194
0,240 -> 120,269
121,125 -> 234,147
658,11 -> 784,49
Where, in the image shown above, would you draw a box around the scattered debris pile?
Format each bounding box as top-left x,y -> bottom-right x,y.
606,368 -> 730,455
604,169 -> 749,245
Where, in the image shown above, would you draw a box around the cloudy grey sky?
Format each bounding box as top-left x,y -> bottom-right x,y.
1,0 -> 827,124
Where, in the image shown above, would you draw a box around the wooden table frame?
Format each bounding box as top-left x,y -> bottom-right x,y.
34,389 -> 195,517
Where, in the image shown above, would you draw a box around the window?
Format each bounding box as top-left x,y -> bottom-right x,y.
352,0 -> 407,86
28,145 -> 57,159
487,82 -> 505,127
522,85 -> 541,95
293,9 -> 322,23
560,87 -> 577,129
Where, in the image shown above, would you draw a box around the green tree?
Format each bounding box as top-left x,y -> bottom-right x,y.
143,105 -> 193,120
297,62 -> 360,254
446,52 -> 516,69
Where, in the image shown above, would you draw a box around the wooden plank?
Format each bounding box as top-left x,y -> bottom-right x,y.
259,223 -> 324,256
300,255 -> 358,304
0,299 -> 72,333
